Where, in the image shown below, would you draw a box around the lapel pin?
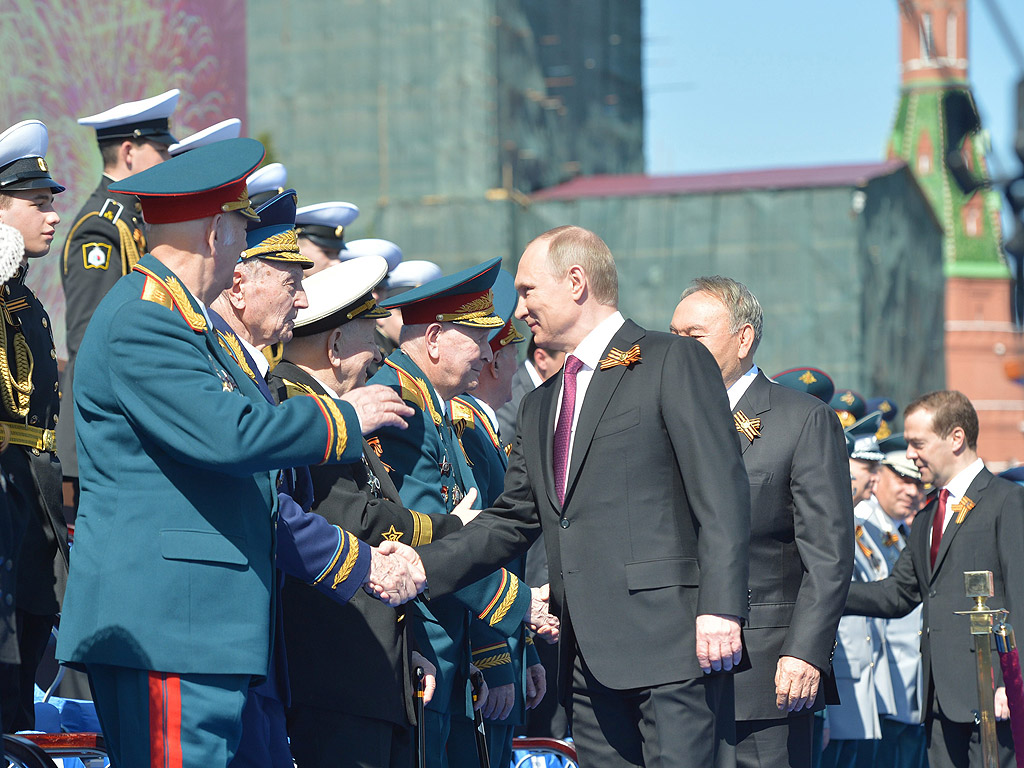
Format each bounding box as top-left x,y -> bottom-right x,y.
599,344 -> 641,370
734,410 -> 762,442
953,496 -> 976,525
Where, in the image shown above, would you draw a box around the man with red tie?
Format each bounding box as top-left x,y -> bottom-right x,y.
845,390 -> 1024,768
415,225 -> 751,768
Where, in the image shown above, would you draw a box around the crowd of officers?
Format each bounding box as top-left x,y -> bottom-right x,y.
0,89 -> 1023,768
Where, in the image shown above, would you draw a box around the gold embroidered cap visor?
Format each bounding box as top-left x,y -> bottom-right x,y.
382,256 -> 505,329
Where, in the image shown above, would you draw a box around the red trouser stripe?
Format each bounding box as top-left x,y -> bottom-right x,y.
148,671 -> 183,768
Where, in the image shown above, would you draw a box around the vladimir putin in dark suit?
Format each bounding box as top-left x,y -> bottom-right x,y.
845,390 -> 1024,768
415,226 -> 752,768
670,277 -> 854,768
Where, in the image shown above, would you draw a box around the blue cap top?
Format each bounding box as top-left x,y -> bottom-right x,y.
772,366 -> 835,403
866,397 -> 898,422
830,389 -> 867,428
240,189 -> 313,268
380,256 -> 504,329
998,466 -> 1024,486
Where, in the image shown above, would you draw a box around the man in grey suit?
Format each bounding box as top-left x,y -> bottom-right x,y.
495,336 -> 565,444
415,226 -> 752,768
845,390 -> 1024,768
670,276 -> 854,768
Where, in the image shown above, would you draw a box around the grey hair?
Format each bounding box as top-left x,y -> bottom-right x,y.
531,225 -> 618,306
681,276 -> 763,351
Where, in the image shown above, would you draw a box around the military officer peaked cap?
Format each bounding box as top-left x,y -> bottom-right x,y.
78,89 -> 180,146
772,366 -> 835,403
998,466 -> 1024,486
877,433 -> 922,480
109,137 -> 264,225
380,256 -> 504,328
489,270 -> 525,352
386,260 -> 442,292
830,388 -> 866,428
343,238 -> 403,272
241,189 -> 313,269
866,397 -> 898,422
0,120 -> 64,194
168,118 -> 242,156
295,202 -> 359,251
247,162 -> 288,207
293,255 -> 391,336
845,410 -> 885,461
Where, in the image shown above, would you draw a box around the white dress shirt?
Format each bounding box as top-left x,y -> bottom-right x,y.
236,334 -> 270,381
553,311 -> 626,498
726,364 -> 759,410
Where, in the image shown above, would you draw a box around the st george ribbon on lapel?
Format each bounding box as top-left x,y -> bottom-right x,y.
553,355 -> 584,505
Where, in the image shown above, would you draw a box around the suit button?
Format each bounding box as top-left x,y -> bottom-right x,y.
41,318 -> 47,328
50,349 -> 56,360
560,518 -> 570,529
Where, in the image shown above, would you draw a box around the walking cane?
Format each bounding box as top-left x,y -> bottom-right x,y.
470,668 -> 491,768
994,619 -> 1024,768
955,571 -> 1004,768
416,666 -> 427,768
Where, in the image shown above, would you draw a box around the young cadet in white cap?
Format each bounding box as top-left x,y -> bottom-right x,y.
168,118 -> 242,156
58,89 -> 180,504
295,201 -> 359,275
0,120 -> 69,736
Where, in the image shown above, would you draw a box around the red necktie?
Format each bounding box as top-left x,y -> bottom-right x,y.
553,355 -> 584,505
930,488 -> 950,569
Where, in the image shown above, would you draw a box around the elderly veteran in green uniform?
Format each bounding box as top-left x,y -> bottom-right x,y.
271,256 -> 469,768
447,270 -> 546,768
367,258 -> 558,768
55,138 -> 419,768
0,120 -> 69,734
58,90 -> 180,499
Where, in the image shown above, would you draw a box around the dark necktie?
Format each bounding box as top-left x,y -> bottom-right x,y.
553,355 -> 584,505
930,488 -> 950,569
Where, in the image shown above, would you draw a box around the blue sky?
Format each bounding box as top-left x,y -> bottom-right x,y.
642,1 -> 1024,182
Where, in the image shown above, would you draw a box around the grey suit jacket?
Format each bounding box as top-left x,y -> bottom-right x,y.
418,320 -> 752,695
846,467 -> 1024,722
496,361 -> 534,445
731,372 -> 854,720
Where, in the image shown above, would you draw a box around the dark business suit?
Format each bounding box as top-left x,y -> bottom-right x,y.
271,362 -> 464,768
845,467 -> 1024,768
418,319 -> 751,767
731,372 -> 854,768
495,361 -> 534,444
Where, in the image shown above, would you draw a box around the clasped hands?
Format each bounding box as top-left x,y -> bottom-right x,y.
363,540 -> 426,606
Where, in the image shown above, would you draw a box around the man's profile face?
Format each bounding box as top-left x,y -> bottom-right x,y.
849,458 -> 878,505
875,464 -> 925,522
0,189 -> 59,259
670,291 -> 745,386
491,344 -> 519,406
334,318 -> 381,391
299,237 -> 341,276
241,261 -> 308,346
439,324 -> 492,395
904,408 -> 955,488
128,140 -> 170,174
514,240 -> 577,352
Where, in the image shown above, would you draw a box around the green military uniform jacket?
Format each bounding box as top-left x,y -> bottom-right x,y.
367,352 -> 531,716
56,254 -> 366,677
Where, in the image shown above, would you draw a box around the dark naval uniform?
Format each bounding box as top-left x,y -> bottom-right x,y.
273,362 -> 462,768
367,351 -> 531,768
449,394 -> 541,768
0,265 -> 69,732
57,176 -> 146,481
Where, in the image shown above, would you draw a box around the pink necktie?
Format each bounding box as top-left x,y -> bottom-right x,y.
553,355 -> 584,505
930,488 -> 950,569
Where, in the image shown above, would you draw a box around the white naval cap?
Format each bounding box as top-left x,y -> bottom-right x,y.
77,89 -> 180,145
295,202 -> 359,250
342,238 -> 403,272
168,118 -> 242,156
0,120 -> 65,193
293,255 -> 391,336
385,259 -> 443,291
247,162 -> 288,199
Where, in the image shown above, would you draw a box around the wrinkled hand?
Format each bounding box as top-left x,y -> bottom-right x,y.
775,656 -> 821,712
525,662 -> 547,710
411,652 -> 437,706
527,585 -> 559,643
481,682 -> 515,721
470,665 -> 489,712
342,385 -> 414,434
452,487 -> 480,526
695,614 -> 743,673
996,686 -> 1009,720
363,543 -> 426,606
379,539 -> 427,585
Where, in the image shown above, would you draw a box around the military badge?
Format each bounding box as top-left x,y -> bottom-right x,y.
599,344 -> 641,370
83,242 -> 112,270
952,495 -> 976,525
798,370 -> 817,385
734,410 -> 762,442
98,198 -> 124,225
381,525 -> 403,542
